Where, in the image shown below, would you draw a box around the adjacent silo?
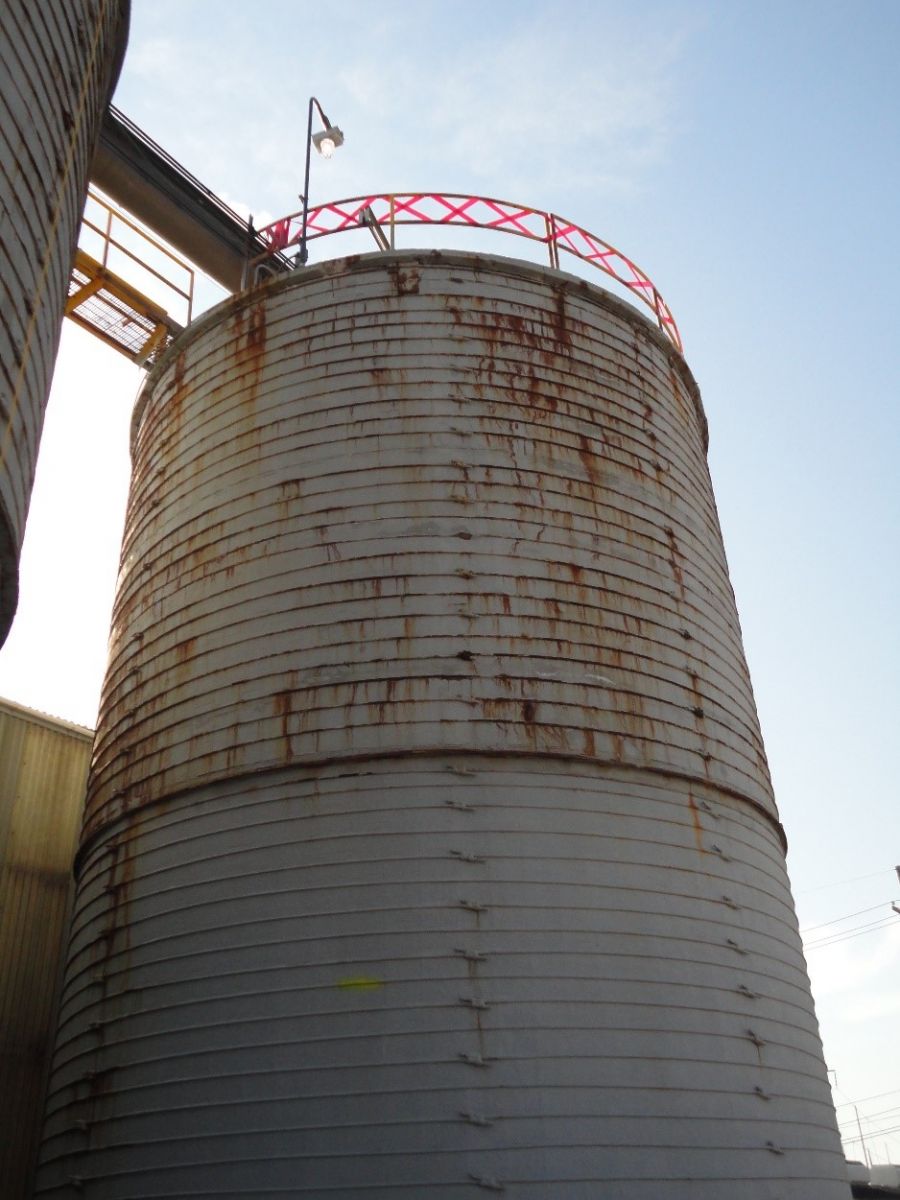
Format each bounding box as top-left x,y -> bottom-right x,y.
36,251 -> 849,1198
0,0 -> 129,644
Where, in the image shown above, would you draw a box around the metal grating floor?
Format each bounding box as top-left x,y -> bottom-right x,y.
66,251 -> 181,365
68,266 -> 159,356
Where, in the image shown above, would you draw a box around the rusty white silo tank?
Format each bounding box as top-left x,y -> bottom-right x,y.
0,0 -> 129,644
36,250 -> 849,1198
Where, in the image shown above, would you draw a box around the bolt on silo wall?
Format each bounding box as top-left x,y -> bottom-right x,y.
0,0 -> 129,645
36,252 -> 849,1198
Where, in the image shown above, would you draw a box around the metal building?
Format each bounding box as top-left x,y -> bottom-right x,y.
0,0 -> 129,645
0,698 -> 93,1200
36,251 -> 849,1197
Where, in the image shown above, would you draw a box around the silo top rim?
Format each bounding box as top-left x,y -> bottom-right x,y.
136,249 -> 705,451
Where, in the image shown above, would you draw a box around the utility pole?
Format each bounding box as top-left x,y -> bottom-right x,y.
855,1105 -> 872,1168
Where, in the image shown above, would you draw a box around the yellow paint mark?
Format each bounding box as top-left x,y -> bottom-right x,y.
336,976 -> 384,991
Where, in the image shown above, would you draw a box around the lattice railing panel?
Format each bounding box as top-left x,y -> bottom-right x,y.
256,193 -> 682,351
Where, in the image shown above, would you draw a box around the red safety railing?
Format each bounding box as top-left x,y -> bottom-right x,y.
255,193 -> 682,352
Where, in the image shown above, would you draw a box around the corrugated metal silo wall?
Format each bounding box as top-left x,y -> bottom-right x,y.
0,699 -> 92,1200
0,0 -> 130,645
37,252 -> 850,1198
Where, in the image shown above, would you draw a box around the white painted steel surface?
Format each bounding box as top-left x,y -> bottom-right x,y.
37,253 -> 849,1197
0,0 -> 129,644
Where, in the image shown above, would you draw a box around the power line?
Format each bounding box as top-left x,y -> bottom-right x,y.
804,916 -> 898,950
801,900 -> 894,934
806,913 -> 897,944
836,1088 -> 900,1110
839,1104 -> 900,1129
799,867 -> 897,894
842,1121 -> 900,1146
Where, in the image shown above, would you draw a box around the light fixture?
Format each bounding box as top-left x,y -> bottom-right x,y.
297,98 -> 345,267
312,126 -> 344,159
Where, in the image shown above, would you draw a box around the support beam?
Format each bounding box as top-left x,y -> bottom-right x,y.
91,107 -> 290,291
65,276 -> 104,316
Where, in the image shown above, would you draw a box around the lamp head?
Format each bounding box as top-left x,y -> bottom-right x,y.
313,125 -> 344,158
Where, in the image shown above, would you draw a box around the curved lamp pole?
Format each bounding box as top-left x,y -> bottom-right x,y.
297,96 -> 344,267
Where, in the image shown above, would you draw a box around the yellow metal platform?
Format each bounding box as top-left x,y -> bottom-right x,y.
66,192 -> 194,366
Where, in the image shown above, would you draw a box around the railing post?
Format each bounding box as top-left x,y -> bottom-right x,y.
389,195 -> 395,251
103,201 -> 112,269
240,216 -> 254,292
546,213 -> 560,270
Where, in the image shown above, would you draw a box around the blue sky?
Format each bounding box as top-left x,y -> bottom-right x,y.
1,0 -> 897,1165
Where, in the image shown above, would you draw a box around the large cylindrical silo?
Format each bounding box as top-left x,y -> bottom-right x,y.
0,0 -> 129,644
37,251 -> 848,1198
